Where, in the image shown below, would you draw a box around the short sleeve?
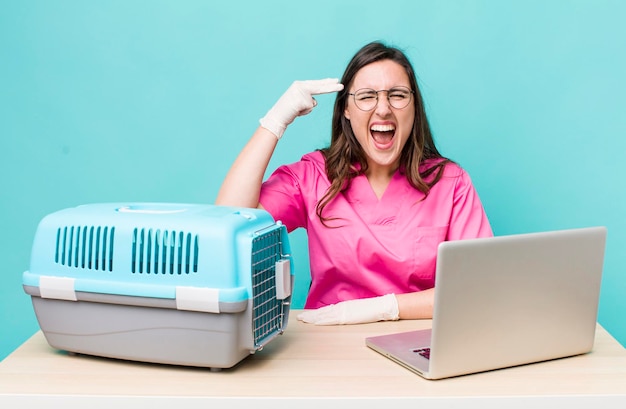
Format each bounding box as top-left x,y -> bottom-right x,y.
259,164 -> 308,232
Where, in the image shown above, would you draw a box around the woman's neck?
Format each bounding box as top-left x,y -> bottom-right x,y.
365,163 -> 398,200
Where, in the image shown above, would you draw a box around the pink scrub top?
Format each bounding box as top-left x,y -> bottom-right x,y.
259,151 -> 493,309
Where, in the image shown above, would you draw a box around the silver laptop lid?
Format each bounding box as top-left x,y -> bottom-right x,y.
427,226 -> 606,379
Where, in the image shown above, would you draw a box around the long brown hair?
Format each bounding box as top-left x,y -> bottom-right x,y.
316,41 -> 450,225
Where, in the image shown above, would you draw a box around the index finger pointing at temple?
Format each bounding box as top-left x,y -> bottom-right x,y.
303,78 -> 344,95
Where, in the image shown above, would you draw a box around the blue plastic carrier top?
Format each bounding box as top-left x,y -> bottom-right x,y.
22,203 -> 293,311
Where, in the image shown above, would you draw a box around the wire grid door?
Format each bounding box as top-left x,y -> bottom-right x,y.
251,228 -> 287,347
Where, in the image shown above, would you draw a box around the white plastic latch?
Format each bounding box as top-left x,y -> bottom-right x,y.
39,276 -> 77,301
175,286 -> 220,313
275,259 -> 291,300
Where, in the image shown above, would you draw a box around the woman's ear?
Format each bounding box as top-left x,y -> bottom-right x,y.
344,108 -> 351,120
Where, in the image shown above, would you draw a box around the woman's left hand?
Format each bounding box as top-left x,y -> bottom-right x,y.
297,294 -> 399,325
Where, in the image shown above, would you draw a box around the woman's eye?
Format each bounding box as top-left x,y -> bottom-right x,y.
390,92 -> 408,99
357,94 -> 376,101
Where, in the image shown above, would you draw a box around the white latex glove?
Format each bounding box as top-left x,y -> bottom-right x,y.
297,294 -> 400,325
259,78 -> 344,140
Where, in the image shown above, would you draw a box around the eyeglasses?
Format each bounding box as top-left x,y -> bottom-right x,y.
348,86 -> 414,111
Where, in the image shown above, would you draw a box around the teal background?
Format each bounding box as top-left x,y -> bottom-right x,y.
1,0 -> 625,361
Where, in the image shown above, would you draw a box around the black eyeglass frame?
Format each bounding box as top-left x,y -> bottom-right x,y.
347,86 -> 414,111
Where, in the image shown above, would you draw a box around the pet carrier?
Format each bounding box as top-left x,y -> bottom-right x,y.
22,203 -> 294,369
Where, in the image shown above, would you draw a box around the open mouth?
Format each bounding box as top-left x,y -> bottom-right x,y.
370,124 -> 396,148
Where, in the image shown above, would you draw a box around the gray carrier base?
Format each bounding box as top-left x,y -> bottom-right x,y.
23,286 -> 289,370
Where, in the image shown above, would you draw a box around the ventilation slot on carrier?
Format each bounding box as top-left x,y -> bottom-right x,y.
54,226 -> 115,272
251,229 -> 284,345
131,228 -> 199,275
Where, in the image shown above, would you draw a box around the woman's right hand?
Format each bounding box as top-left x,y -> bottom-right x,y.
259,79 -> 344,140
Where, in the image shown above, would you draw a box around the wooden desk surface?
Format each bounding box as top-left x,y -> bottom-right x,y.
1,311 -> 625,407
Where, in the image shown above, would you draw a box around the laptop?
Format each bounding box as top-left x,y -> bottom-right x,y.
366,226 -> 607,380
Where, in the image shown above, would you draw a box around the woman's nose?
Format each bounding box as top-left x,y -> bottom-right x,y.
375,94 -> 392,115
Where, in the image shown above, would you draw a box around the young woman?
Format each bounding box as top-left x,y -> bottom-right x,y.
216,41 -> 493,325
